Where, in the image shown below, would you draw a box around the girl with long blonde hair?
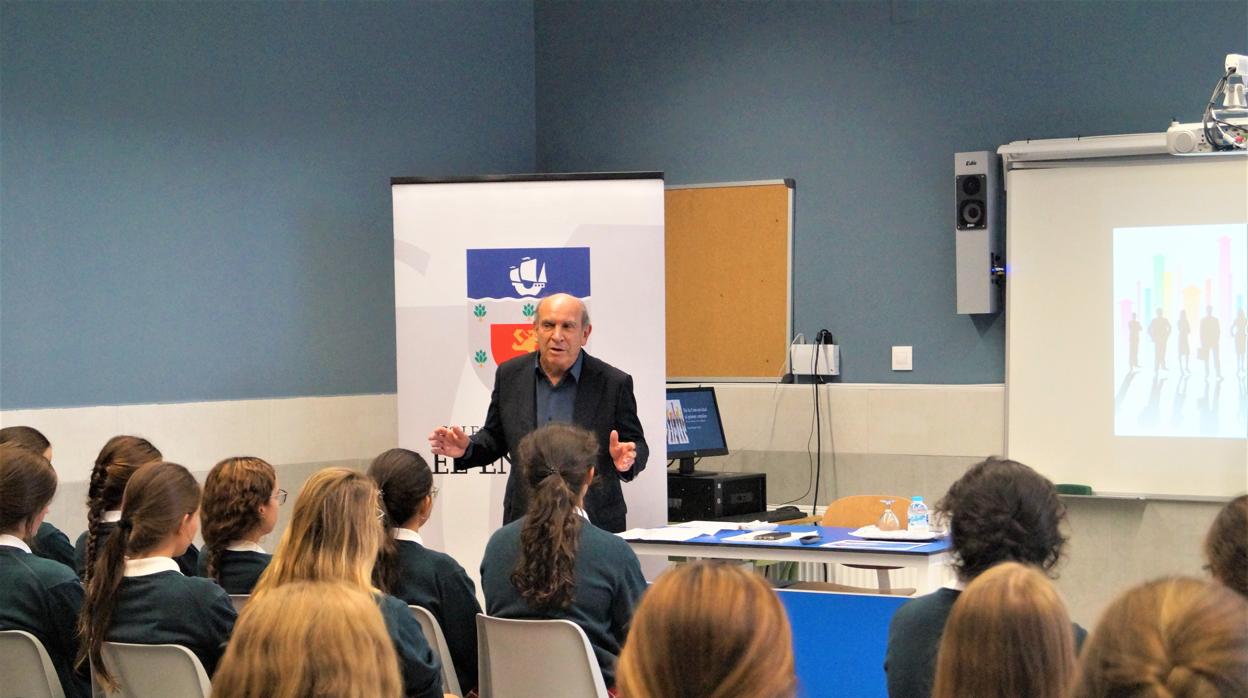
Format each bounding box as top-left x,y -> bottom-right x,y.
198,456 -> 281,594
211,581 -> 403,698
252,467 -> 443,698
932,562 -> 1077,698
617,561 -> 796,698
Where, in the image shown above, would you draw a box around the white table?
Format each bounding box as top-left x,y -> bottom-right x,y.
624,524 -> 953,595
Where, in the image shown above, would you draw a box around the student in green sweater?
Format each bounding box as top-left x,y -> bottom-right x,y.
0,443 -> 90,698
0,426 -> 76,570
198,456 -> 282,594
251,467 -> 445,698
371,448 -> 482,695
75,435 -> 199,579
480,423 -> 647,689
77,461 -> 236,692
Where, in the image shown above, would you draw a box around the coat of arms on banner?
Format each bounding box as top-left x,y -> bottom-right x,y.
466,247 -> 592,387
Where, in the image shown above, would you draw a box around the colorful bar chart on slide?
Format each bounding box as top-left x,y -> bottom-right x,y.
1112,223 -> 1247,439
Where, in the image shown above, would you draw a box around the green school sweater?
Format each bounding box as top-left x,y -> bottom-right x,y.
106,568 -> 236,678
0,545 -> 91,698
480,517 -> 646,688
74,524 -> 199,578
195,548 -> 271,595
376,591 -> 445,698
389,537 -> 482,692
32,522 -> 76,571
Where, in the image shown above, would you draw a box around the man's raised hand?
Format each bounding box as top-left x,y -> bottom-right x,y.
428,425 -> 470,458
609,429 -> 637,473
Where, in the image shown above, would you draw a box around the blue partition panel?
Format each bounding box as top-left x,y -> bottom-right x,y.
777,590 -> 908,698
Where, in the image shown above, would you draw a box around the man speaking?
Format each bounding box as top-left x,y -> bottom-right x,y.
429,293 -> 647,532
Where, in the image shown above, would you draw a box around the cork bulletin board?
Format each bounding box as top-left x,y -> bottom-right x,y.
665,180 -> 794,380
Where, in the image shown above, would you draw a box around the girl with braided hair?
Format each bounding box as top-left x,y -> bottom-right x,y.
480,423 -> 645,690
197,456 -> 281,594
74,435 -> 202,579
77,461 -> 235,691
1074,577 -> 1248,698
369,448 -> 481,694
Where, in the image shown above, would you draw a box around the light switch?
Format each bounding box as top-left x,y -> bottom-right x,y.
892,345 -> 913,371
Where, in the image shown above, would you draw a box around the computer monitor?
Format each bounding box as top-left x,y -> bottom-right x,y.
666,386 -> 729,476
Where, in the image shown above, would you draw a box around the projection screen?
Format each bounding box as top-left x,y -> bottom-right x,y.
1006,153 -> 1247,497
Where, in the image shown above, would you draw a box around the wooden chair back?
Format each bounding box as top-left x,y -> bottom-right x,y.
820,495 -> 912,529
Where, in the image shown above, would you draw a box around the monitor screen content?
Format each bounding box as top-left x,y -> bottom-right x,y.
666,386 -> 728,475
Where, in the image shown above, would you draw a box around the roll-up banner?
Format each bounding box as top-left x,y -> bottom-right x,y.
391,173 -> 667,584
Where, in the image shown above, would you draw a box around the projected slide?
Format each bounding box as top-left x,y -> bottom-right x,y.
1112,223 -> 1248,438
666,400 -> 691,445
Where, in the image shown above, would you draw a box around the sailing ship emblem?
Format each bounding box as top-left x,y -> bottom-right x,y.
509,257 -> 547,296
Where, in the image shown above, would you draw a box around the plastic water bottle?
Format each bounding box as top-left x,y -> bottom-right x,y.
907,496 -> 930,534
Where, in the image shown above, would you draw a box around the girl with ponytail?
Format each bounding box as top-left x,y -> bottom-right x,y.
77,461 -> 236,691
480,423 -> 645,689
75,435 -> 201,579
0,443 -> 90,698
251,467 -> 444,698
198,456 -> 281,594
370,448 -> 481,694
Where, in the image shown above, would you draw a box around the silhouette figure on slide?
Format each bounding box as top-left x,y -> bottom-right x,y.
1148,308 -> 1171,371
1200,306 -> 1222,379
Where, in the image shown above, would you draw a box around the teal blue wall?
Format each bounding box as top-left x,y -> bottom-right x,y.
533,0 -> 1248,383
4,1 -> 1244,407
1,0 -> 535,408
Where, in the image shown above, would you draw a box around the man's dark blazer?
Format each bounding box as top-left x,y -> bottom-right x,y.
454,351 -> 648,532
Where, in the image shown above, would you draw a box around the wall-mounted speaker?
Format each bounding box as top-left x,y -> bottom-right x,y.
954,151 -> 1002,314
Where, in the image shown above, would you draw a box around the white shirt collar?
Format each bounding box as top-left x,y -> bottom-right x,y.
574,506 -> 590,522
102,510 -> 122,523
945,578 -> 967,591
0,534 -> 32,553
123,557 -> 181,577
394,528 -> 424,545
225,541 -> 266,554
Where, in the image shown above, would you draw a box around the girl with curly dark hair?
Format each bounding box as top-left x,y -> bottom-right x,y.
884,457 -> 1087,698
479,423 -> 646,689
198,456 -> 281,594
1205,494 -> 1248,598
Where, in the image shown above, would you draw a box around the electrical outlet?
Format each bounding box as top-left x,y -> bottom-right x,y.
892,346 -> 913,371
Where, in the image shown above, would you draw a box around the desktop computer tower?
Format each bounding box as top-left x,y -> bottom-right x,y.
668,472 -> 766,522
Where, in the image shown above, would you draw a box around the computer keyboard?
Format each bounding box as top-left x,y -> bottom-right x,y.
714,505 -> 807,523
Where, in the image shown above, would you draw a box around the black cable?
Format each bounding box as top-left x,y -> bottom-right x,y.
810,336 -> 823,513
1203,72 -> 1231,151
780,335 -> 816,506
